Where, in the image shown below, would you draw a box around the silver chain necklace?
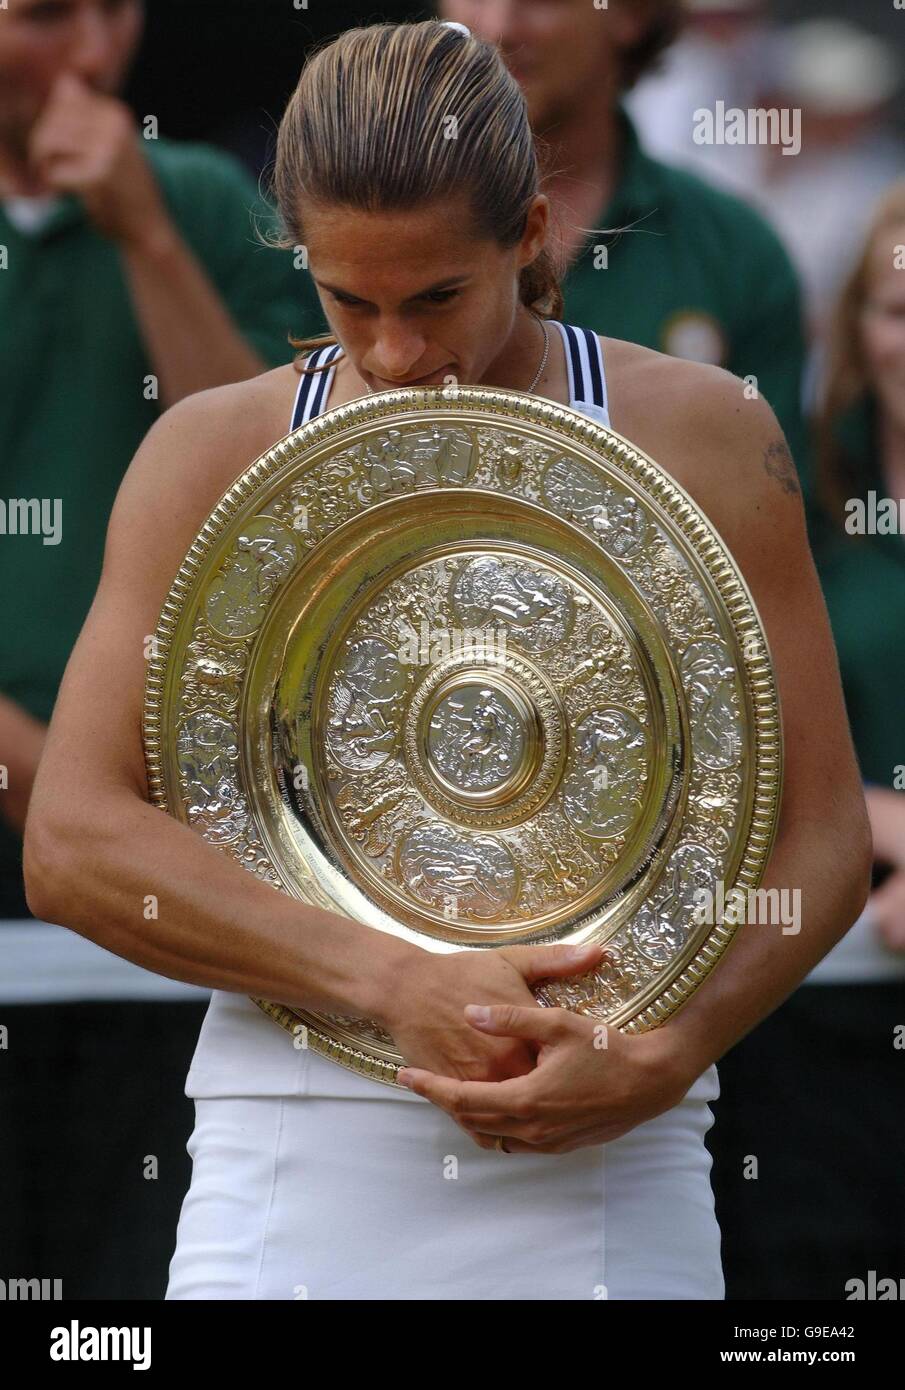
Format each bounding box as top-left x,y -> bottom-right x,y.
525,311 -> 550,394
364,311 -> 549,396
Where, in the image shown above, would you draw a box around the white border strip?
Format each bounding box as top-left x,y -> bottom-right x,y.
0,922 -> 211,1004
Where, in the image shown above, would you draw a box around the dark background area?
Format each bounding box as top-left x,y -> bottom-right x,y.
125,0 -> 905,170
126,1 -> 427,174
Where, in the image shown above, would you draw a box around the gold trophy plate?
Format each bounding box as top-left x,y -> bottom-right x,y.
142,387 -> 783,1088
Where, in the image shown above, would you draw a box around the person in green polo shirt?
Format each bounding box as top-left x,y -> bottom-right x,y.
438,0 -> 809,486
0,0 -> 326,917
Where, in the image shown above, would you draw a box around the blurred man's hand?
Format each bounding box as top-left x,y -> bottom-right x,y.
865,787 -> 905,953
871,872 -> 905,953
28,72 -> 167,245
0,695 -> 47,836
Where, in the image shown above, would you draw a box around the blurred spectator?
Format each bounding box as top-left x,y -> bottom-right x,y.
439,0 -> 810,487
0,0 -> 324,1298
633,9 -> 904,351
0,0 -> 325,914
710,181 -> 905,1300
811,180 -> 905,856
757,20 -> 903,345
628,0 -> 773,198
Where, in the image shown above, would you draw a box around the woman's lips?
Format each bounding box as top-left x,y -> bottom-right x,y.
371,364 -> 455,388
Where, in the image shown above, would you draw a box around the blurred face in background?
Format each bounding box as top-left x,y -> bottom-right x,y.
860,224 -> 905,435
689,3 -> 763,45
0,0 -> 144,160
438,0 -> 649,127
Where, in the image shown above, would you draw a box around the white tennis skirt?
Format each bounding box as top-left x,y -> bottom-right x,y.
165,1063 -> 724,1301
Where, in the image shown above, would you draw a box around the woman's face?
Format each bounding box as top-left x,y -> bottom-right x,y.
300,192 -> 548,391
860,221 -> 905,435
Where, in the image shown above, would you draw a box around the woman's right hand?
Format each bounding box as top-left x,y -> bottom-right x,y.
378,940 -> 607,1084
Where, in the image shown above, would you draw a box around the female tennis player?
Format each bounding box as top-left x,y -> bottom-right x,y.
24,20 -> 871,1300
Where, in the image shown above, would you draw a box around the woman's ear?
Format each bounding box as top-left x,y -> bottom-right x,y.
517,194 -> 550,271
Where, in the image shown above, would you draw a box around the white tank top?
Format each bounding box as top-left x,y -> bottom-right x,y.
187,322 -> 619,1103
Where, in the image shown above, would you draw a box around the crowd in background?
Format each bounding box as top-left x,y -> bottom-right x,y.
1,0 -> 903,1299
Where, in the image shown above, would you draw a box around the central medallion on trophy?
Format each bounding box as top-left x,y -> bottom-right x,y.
406,655 -> 565,826
425,679 -> 531,797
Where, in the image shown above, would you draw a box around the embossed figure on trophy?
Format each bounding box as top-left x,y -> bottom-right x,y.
329,683 -> 393,758
694,771 -> 743,854
175,712 -> 245,842
535,842 -> 589,899
364,427 -> 473,495
326,637 -> 409,771
630,843 -> 721,965
235,531 -> 294,596
427,686 -> 526,792
498,443 -> 522,484
590,493 -> 647,559
679,639 -> 743,769
182,639 -> 245,714
364,429 -> 413,495
543,458 -> 649,559
334,783 -> 407,856
569,622 -> 637,695
452,555 -> 574,652
423,856 -> 505,908
563,708 -> 648,838
394,588 -> 444,641
459,697 -> 506,769
409,427 -> 473,485
398,823 -> 519,919
408,849 -> 510,918
491,573 -> 556,628
205,519 -> 298,639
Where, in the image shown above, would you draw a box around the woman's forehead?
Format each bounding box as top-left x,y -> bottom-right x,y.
302,194 -> 478,242
303,199 -> 493,284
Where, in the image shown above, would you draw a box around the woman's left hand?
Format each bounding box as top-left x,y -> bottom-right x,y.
396,1004 -> 695,1153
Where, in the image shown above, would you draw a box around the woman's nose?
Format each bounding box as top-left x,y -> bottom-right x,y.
369,323 -> 428,380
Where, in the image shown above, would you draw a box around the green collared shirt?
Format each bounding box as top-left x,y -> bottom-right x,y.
561,113 -> 810,490
0,138 -> 326,915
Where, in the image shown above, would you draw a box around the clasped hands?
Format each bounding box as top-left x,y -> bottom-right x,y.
388,941 -> 696,1155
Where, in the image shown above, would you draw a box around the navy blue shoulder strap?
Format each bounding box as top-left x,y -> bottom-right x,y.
289,343 -> 342,432
552,321 -> 610,425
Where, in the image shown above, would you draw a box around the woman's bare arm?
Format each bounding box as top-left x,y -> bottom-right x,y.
22,382 -> 415,1023
629,368 -> 873,1078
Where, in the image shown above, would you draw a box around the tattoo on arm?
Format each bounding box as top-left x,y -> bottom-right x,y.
762,440 -> 800,496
